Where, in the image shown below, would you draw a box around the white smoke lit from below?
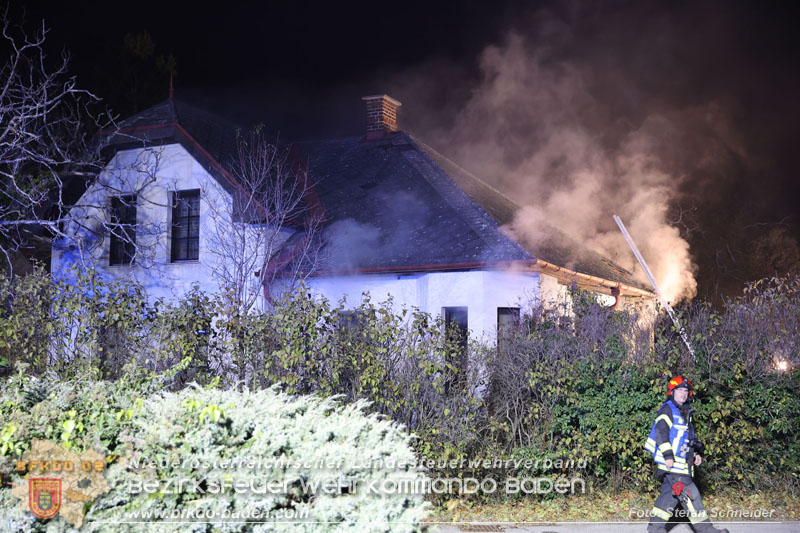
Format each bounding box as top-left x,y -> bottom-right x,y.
401,32 -> 745,303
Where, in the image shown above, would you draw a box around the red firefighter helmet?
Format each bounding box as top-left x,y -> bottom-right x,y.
667,375 -> 693,399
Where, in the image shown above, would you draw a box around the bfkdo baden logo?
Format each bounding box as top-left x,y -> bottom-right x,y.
11,439 -> 110,527
28,478 -> 62,519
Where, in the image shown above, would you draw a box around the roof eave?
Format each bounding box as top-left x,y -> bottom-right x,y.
311,258 -> 655,299
532,258 -> 654,298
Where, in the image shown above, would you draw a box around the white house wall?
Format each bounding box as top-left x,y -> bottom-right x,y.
307,269 -> 541,340
539,273 -> 574,315
52,144 -> 239,303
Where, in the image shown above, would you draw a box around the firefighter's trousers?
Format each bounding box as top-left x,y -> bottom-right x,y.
647,474 -> 719,533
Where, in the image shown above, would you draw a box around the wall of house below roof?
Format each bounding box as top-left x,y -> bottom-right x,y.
304,269 -> 541,341
50,143 -> 269,303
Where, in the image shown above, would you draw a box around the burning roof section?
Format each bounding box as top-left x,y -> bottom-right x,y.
297,131 -> 652,296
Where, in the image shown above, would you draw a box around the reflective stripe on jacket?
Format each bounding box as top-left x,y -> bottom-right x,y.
644,400 -> 693,475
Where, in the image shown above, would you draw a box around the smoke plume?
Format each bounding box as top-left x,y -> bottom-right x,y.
392,8 -> 747,303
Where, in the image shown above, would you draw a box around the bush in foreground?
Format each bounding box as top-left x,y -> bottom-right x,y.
2,266 -> 799,500
0,377 -> 430,532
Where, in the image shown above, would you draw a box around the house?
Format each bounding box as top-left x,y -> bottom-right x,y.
51,96 -> 249,300
51,93 -> 655,340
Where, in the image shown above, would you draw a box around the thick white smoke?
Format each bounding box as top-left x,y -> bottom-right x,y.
396,31 -> 745,303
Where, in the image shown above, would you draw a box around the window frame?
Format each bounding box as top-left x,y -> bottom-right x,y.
497,306 -> 521,349
170,189 -> 201,263
443,306 -> 469,353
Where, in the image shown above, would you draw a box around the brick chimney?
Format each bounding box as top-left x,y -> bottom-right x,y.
362,94 -> 402,140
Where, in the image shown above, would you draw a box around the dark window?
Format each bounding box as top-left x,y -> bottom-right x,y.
171,190 -> 200,262
109,195 -> 136,265
443,306 -> 468,392
338,310 -> 364,331
443,306 -> 468,354
497,307 -> 521,349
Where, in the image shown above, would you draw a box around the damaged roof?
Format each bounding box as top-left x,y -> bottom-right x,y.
297,132 -> 651,292
297,132 -> 530,270
410,136 -> 650,290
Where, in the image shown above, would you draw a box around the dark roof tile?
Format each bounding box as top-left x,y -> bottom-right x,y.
298,131 -> 649,291
297,133 -> 531,271
118,99 -> 240,174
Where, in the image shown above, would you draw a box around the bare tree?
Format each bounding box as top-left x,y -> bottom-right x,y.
0,8 -> 111,276
0,9 -> 180,280
57,143 -> 173,271
205,127 -> 324,314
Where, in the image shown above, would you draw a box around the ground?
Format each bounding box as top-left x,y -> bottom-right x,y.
428,490 -> 800,532
432,523 -> 800,532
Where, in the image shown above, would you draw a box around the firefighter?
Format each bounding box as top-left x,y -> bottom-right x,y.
644,375 -> 729,533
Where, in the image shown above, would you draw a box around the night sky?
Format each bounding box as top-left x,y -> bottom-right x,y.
22,0 -> 520,137
17,0 -> 800,302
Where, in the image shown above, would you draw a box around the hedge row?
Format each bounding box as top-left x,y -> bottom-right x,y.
1,266 -> 798,501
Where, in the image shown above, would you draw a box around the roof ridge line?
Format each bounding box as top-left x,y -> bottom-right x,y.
293,135 -> 363,145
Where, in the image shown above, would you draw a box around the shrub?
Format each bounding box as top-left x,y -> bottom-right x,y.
1,265 -> 798,500
0,367 -> 148,462
0,377 -> 430,532
481,281 -> 800,496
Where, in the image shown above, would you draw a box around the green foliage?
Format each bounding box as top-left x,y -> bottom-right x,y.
549,360 -> 668,489
0,367 -> 148,462
0,266 -> 798,507
0,263 -> 53,374
483,283 -> 800,497
0,263 -> 152,379
0,378 -> 430,532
